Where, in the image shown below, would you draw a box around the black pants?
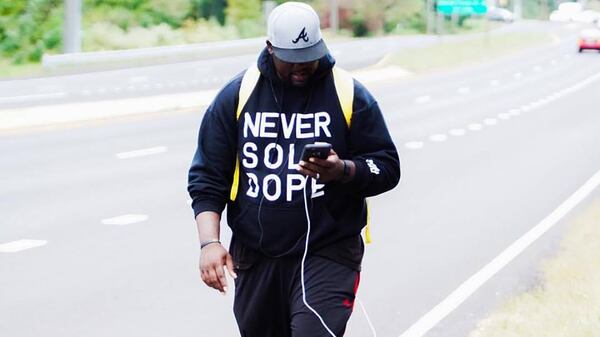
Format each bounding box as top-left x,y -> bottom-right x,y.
233,254 -> 360,337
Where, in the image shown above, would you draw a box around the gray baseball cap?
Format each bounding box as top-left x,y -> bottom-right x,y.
267,2 -> 329,63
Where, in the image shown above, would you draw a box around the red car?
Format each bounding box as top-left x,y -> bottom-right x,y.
579,28 -> 600,52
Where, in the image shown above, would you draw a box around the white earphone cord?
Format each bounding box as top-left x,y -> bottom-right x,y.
301,176 -> 377,337
301,176 -> 337,337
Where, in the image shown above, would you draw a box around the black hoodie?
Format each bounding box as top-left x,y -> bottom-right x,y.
188,48 -> 400,269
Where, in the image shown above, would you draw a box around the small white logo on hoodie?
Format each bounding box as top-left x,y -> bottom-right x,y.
366,159 -> 380,175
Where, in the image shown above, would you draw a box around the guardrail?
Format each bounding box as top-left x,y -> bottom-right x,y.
42,37 -> 266,71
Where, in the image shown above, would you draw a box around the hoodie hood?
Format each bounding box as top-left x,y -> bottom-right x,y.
256,47 -> 336,86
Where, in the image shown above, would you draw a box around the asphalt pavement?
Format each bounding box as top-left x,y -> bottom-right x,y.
2,21 -> 600,337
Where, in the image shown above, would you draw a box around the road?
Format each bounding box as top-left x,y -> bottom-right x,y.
2,21 -> 600,337
0,21 -> 542,109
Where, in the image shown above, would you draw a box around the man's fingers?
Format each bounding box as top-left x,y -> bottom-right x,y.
208,268 -> 224,292
297,162 -> 318,178
215,263 -> 228,292
309,157 -> 335,168
225,254 -> 238,279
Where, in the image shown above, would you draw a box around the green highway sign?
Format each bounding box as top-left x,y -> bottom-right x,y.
437,0 -> 488,15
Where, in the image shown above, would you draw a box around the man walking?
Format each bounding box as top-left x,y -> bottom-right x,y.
188,2 -> 400,336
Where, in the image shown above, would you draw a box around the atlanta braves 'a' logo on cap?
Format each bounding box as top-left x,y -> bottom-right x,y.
292,27 -> 309,44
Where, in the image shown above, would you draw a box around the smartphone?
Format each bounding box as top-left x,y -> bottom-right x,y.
301,143 -> 332,161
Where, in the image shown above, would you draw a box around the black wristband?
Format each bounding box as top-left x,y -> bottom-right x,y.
200,239 -> 221,249
342,160 -> 350,176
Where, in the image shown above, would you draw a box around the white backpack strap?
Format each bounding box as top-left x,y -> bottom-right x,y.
230,64 -> 261,201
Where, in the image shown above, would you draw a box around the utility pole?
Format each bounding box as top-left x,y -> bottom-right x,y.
330,0 -> 339,33
513,0 -> 522,20
63,0 -> 82,53
426,0 -> 434,34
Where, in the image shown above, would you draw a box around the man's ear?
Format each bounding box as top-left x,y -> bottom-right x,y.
266,40 -> 274,55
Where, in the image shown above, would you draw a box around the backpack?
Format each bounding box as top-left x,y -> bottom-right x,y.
229,63 -> 372,243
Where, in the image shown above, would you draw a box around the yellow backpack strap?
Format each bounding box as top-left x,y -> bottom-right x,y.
332,66 -> 354,128
230,64 -> 261,201
365,200 -> 372,244
333,67 -> 372,243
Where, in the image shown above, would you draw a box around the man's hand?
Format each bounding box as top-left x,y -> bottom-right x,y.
297,149 -> 344,182
199,243 -> 237,294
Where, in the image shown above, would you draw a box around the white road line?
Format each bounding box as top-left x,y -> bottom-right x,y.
498,113 -> 511,120
102,214 -> 148,226
533,65 -> 543,72
490,80 -> 500,86
0,240 -> 47,253
483,118 -> 497,126
129,76 -> 148,84
520,105 -> 531,112
509,109 -> 521,116
467,123 -> 483,131
0,92 -> 66,104
116,146 -> 168,159
429,134 -> 448,142
513,72 -> 523,80
449,129 -> 466,136
415,96 -> 432,104
405,141 -> 425,149
398,168 -> 600,337
457,87 -> 470,95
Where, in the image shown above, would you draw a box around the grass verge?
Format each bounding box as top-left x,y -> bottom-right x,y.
0,59 -> 45,79
381,32 -> 556,73
469,199 -> 600,337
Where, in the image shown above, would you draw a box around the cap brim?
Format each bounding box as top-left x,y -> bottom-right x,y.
271,39 -> 329,63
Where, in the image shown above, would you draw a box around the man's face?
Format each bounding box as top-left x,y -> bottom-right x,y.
267,44 -> 319,87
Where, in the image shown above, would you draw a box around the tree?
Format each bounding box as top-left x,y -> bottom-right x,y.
225,0 -> 262,37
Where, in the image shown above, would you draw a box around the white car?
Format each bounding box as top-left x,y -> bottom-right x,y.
573,10 -> 600,24
487,7 -> 515,22
550,2 -> 584,22
550,10 -> 572,22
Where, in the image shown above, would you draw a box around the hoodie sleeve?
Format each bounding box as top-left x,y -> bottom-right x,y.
344,80 -> 400,197
187,77 -> 241,217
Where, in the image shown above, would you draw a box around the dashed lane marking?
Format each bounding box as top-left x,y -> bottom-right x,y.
116,146 -> 168,159
483,118 -> 497,126
429,134 -> 448,142
467,123 -> 483,131
405,141 -> 425,149
457,87 -> 470,95
509,109 -> 521,116
102,214 -> 148,226
449,129 -> 466,136
0,240 -> 47,253
415,96 -> 432,104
